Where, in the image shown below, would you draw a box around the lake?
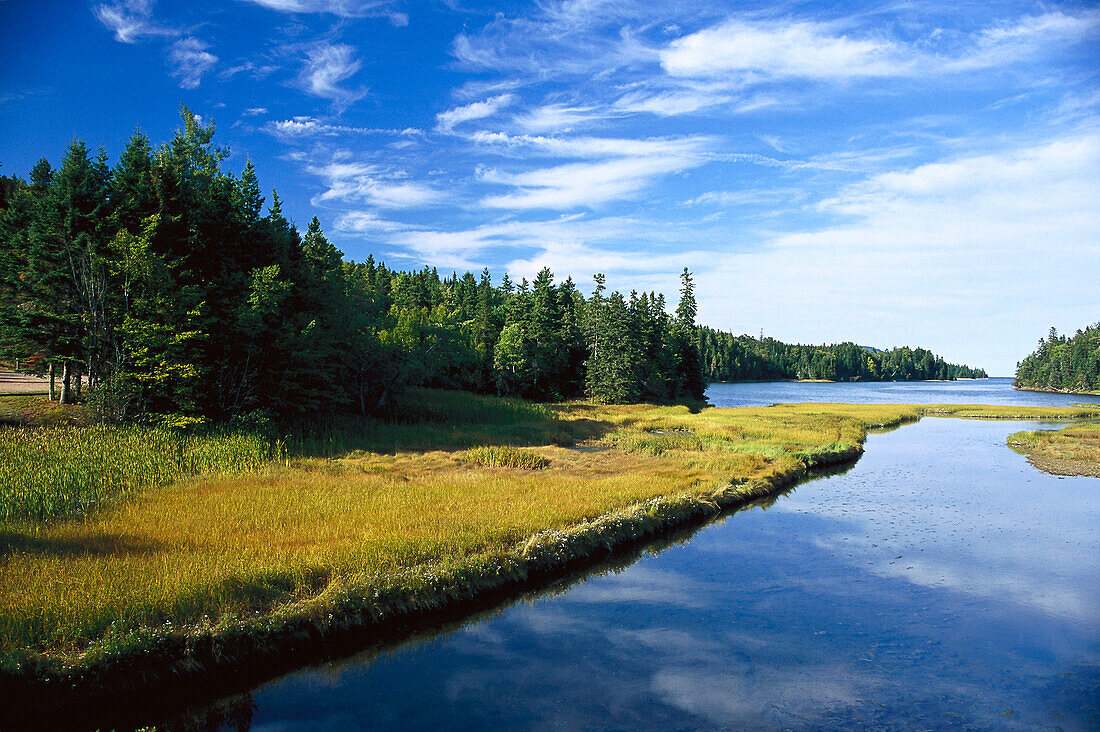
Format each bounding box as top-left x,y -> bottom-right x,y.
707,375 -> 1100,407
153,380 -> 1099,730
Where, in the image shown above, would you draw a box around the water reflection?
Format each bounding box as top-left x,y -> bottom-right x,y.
162,418 -> 1098,731
706,375 -> 1100,407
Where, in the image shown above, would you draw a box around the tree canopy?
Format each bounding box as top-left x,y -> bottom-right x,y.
0,109 -> 706,424
1015,324 -> 1100,393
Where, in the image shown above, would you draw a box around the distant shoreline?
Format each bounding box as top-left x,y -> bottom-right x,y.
1014,385 -> 1100,397
707,377 -> 989,385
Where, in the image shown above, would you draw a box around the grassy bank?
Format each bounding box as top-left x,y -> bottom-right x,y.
1,392 -> 1097,725
1008,422 -> 1100,477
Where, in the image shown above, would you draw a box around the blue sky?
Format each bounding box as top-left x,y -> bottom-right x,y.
2,0 -> 1098,375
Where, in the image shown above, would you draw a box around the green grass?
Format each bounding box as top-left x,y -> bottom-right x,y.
0,424 -> 281,523
462,445 -> 550,469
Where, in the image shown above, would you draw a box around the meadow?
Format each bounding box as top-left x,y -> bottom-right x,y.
1,390 -> 1096,698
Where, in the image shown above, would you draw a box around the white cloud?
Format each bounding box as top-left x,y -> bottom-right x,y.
307,159 -> 443,208
512,104 -> 609,133
243,107 -> 269,116
470,131 -> 716,160
613,90 -> 731,116
297,42 -> 366,109
386,214 -> 710,278
266,116 -> 420,138
661,11 -> 1100,84
463,132 -> 716,210
436,94 -> 515,132
240,0 -> 408,24
334,211 -> 406,233
661,19 -> 910,81
168,38 -> 218,89
946,10 -> 1100,71
697,134 -> 1100,375
93,0 -> 175,43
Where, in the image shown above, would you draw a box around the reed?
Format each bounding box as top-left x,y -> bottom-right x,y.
0,424 -> 278,523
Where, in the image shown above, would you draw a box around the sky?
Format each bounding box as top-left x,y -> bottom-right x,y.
1,0 -> 1098,375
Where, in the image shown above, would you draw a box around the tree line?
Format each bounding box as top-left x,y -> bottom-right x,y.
0,109 -> 706,426
1015,325 -> 1100,393
697,327 -> 987,382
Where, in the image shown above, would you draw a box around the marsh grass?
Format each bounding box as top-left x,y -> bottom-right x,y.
0,424 -> 279,523
1,394 -> 1097,677
462,446 -> 549,469
1007,422 -> 1100,477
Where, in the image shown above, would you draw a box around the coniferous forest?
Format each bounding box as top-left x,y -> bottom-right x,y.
697,327 -> 987,383
0,110 -> 706,425
1014,324 -> 1100,393
0,110 -> 986,427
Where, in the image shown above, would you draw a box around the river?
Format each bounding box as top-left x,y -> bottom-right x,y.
154,379 -> 1099,730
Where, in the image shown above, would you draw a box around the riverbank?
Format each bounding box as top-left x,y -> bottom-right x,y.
1008,422 -> 1100,477
1014,385 -> 1100,397
2,392 -> 1097,728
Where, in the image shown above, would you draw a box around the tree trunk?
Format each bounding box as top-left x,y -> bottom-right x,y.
49,363 -> 57,401
74,366 -> 82,399
60,361 -> 72,405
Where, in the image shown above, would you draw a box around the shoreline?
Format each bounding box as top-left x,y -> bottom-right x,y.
3,401 -> 1098,730
1013,385 -> 1100,397
2,442 -> 866,730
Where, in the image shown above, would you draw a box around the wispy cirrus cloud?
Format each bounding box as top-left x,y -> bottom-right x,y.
296,42 -> 366,110
266,115 -> 420,138
662,11 -> 1100,83
436,94 -> 515,132
168,37 -> 218,89
93,0 -> 176,43
307,156 -> 444,208
240,0 -> 408,25
512,104 -> 612,134
479,154 -> 702,210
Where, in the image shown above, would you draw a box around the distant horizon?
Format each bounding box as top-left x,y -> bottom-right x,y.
2,0 -> 1097,376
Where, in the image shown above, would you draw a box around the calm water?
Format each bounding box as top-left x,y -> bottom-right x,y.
707,375 -> 1100,407
154,384 -> 1099,731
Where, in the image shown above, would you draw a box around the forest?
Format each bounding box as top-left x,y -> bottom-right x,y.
697,327 -> 986,382
0,109 -> 705,426
1014,324 -> 1100,393
0,109 -> 989,428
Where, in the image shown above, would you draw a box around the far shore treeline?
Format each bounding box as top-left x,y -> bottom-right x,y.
1,109 -> 982,426
698,328 -> 987,383
1015,324 -> 1100,393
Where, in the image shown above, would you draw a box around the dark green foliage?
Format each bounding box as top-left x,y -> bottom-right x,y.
0,111 -> 706,421
697,328 -> 987,383
1015,324 -> 1100,393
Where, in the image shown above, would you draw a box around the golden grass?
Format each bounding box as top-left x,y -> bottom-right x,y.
1,393 -> 1097,671
1007,422 -> 1100,477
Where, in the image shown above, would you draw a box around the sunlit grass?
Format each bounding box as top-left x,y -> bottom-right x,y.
462,445 -> 550,469
1,391 -> 1097,667
1008,422 -> 1100,477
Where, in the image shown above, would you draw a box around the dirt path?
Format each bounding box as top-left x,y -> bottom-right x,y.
0,371 -> 51,394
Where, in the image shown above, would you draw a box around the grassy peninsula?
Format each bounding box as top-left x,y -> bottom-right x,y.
1008,422 -> 1100,477
2,389 -> 1097,728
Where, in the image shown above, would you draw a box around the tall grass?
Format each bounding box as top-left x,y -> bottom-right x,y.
462,445 -> 549,469
0,424 -> 279,523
